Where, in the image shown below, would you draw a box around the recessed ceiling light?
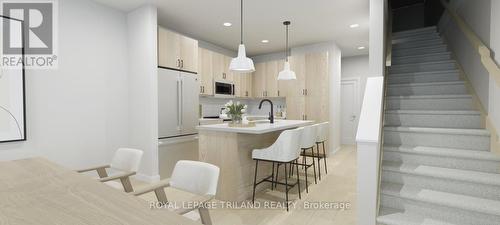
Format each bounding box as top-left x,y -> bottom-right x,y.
357,46 -> 366,50
350,24 -> 360,28
261,40 -> 269,43
223,22 -> 232,27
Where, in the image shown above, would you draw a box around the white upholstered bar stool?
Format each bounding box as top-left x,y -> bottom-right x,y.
298,124 -> 318,191
252,127 -> 303,211
133,160 -> 220,225
77,148 -> 144,193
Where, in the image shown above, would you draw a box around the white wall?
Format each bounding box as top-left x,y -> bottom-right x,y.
342,55 -> 370,99
439,0 -> 500,148
439,0 -> 491,111
126,5 -> 159,182
0,0 -> 129,169
489,0 -> 500,144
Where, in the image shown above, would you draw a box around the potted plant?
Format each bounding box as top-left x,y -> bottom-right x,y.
223,100 -> 247,124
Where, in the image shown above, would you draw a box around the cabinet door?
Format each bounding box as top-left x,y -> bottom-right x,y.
180,35 -> 198,73
281,55 -> 306,97
233,73 -> 242,97
158,27 -> 181,69
265,60 -> 279,97
286,96 -> 306,120
223,56 -> 234,81
305,51 -> 329,122
245,73 -> 253,97
252,62 -> 266,98
198,47 -> 213,95
212,52 -> 224,81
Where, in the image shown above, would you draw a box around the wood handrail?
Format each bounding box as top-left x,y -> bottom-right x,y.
440,0 -> 500,87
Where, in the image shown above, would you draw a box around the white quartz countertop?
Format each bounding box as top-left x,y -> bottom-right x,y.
196,120 -> 314,134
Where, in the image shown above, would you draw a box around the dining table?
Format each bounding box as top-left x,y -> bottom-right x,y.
0,157 -> 198,225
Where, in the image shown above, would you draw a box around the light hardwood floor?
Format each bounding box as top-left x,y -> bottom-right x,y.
133,145 -> 357,225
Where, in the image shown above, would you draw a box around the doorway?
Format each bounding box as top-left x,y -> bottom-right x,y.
341,78 -> 360,145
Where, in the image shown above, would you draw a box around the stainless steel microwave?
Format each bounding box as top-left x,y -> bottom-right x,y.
214,80 -> 234,97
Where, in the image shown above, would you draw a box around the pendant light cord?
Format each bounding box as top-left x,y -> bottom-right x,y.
285,23 -> 289,62
240,0 -> 243,44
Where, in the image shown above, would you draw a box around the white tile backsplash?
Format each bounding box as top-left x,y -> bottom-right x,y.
199,97 -> 286,118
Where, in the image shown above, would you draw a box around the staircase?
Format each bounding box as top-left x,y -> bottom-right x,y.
377,26 -> 500,225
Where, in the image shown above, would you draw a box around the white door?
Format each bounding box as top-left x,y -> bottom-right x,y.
341,78 -> 360,145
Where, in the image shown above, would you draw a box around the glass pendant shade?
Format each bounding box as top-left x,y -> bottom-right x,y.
230,44 -> 255,73
277,61 -> 296,80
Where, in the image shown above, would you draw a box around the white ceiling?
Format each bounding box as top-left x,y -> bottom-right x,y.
93,0 -> 369,57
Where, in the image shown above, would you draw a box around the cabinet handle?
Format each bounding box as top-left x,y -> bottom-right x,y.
203,86 -> 205,93
302,89 -> 305,96
305,89 -> 308,95
181,60 -> 184,68
200,86 -> 203,93
278,90 -> 280,97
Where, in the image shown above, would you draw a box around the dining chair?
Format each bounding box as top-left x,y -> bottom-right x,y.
77,148 -> 143,193
132,160 -> 220,225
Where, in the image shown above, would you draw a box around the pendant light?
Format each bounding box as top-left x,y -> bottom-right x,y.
277,21 -> 296,80
229,0 -> 255,73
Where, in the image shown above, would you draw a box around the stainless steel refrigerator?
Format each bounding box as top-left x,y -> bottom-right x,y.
158,68 -> 199,139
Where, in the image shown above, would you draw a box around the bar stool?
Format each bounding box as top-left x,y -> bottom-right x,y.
316,122 -> 329,177
252,127 -> 303,211
298,124 -> 318,192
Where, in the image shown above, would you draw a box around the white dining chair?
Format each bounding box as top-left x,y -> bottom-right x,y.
133,160 -> 220,225
77,148 -> 143,193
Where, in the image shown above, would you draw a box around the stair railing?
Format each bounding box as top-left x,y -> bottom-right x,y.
439,0 -> 500,87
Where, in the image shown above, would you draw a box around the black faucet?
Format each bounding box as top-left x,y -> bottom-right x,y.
258,99 -> 274,124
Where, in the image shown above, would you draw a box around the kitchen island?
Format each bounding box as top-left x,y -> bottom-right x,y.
197,120 -> 313,202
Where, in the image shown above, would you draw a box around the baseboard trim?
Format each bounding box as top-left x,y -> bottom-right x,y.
135,173 -> 160,183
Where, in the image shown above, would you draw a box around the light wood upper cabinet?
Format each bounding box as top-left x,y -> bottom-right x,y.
198,47 -> 213,95
265,60 -> 279,97
305,51 -> 329,122
212,53 -> 233,81
280,55 -> 306,97
252,62 -> 267,98
158,26 -> 198,73
223,56 -> 234,81
180,36 -> 198,73
286,96 -> 306,120
238,73 -> 252,98
158,27 -> 180,69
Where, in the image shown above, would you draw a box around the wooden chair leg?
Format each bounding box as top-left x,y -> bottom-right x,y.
271,162 -> 275,190
120,176 -> 134,193
284,162 -> 289,211
96,167 -> 108,178
296,161 -> 301,199
199,207 -> 213,225
154,188 -> 169,204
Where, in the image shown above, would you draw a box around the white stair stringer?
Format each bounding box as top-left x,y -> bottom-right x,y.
378,27 -> 499,225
